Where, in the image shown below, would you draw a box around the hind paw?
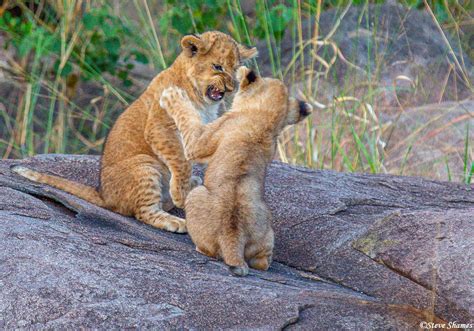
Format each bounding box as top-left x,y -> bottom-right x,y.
229,264 -> 249,277
249,256 -> 271,271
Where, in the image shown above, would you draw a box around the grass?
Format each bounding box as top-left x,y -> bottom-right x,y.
464,122 -> 474,184
0,0 -> 472,183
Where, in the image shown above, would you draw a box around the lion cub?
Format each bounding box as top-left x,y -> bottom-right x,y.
159,67 -> 312,275
12,31 -> 256,234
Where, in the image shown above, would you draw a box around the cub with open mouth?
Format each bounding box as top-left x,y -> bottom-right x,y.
11,31 -> 257,234
160,67 -> 313,276
206,85 -> 225,101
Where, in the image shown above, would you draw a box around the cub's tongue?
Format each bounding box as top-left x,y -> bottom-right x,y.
211,88 -> 223,100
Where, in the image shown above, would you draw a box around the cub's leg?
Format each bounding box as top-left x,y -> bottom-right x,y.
185,186 -> 221,258
246,236 -> 274,271
101,155 -> 186,233
136,204 -> 186,233
159,87 -> 224,162
219,233 -> 249,277
241,192 -> 274,271
245,229 -> 273,270
145,112 -> 194,209
186,183 -> 248,276
132,163 -> 187,233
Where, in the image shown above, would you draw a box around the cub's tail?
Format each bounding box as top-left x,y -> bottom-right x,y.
11,165 -> 106,208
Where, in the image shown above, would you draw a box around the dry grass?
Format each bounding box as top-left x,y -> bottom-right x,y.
0,0 -> 472,182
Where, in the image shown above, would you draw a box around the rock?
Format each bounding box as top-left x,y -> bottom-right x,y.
257,3 -> 473,107
0,154 -> 473,328
352,208 -> 474,323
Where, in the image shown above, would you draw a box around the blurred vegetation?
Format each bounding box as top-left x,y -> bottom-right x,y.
0,0 -> 472,183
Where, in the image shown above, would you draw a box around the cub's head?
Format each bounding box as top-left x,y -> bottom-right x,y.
233,66 -> 312,130
180,31 -> 257,104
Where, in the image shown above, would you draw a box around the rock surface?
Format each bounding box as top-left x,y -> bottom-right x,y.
0,154 -> 473,329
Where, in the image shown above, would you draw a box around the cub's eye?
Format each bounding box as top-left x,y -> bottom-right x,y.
213,64 -> 224,72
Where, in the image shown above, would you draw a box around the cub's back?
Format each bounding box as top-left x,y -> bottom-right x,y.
102,98 -> 153,166
204,113 -> 273,191
101,72 -> 177,167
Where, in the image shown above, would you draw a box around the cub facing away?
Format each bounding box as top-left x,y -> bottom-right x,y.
160,67 -> 312,275
12,31 -> 256,234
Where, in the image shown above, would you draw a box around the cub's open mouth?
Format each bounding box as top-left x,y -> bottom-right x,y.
206,85 -> 225,101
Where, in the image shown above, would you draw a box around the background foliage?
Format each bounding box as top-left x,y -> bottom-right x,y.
0,0 -> 472,183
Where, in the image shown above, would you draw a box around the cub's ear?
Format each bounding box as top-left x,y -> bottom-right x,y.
181,34 -> 209,57
237,44 -> 258,62
236,66 -> 258,89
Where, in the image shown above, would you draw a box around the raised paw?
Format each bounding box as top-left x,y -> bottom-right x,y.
159,86 -> 191,110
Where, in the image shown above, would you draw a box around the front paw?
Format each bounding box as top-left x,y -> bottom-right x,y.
170,176 -> 190,209
159,86 -> 191,110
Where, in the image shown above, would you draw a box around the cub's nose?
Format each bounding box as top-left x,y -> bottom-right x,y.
298,101 -> 313,117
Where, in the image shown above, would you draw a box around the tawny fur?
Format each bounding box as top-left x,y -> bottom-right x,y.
159,67 -> 312,275
11,31 -> 257,233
